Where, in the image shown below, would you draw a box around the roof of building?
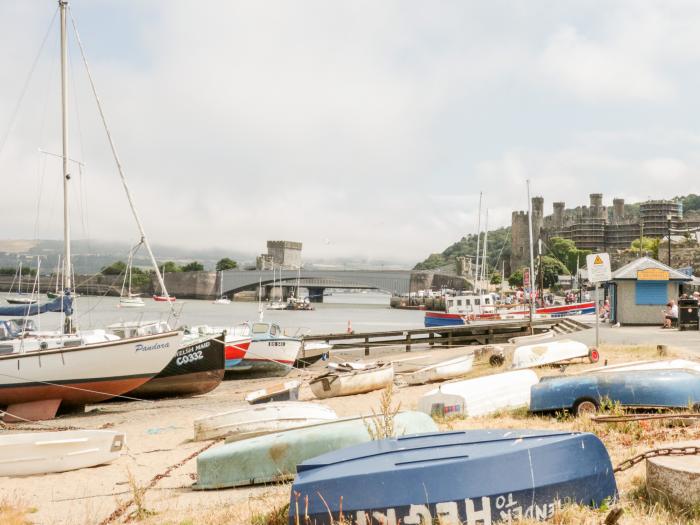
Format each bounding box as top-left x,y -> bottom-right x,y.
611,257 -> 692,281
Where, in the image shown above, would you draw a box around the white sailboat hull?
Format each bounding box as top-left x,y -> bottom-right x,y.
418,369 -> 539,418
0,331 -> 182,409
310,364 -> 394,399
0,430 -> 125,477
193,401 -> 338,442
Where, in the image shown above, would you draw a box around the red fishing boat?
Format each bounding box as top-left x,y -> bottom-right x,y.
153,294 -> 177,302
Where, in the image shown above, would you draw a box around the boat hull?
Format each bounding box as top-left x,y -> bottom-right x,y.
310,364 -> 394,399
0,331 -> 181,410
226,339 -> 300,377
129,335 -> 225,399
290,429 -> 617,525
403,355 -> 474,385
194,411 -> 437,489
424,302 -> 596,327
193,401 -> 338,442
0,430 -> 125,477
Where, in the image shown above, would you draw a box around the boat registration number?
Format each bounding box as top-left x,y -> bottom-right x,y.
176,350 -> 204,366
268,341 -> 285,347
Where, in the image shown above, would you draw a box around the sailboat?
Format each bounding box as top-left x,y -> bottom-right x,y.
266,266 -> 286,310
0,0 -> 182,421
5,261 -> 38,305
213,270 -> 231,304
153,265 -> 176,301
118,248 -> 144,308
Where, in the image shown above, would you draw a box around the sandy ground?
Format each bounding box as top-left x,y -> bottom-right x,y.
1,328 -> 698,525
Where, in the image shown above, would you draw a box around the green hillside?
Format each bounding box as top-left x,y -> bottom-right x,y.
414,227 -> 511,272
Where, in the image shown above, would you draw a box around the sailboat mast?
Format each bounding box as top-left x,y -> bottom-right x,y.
60,1 -> 72,297
474,192 -> 482,294
526,180 -> 536,331
59,1 -> 73,332
481,209 -> 489,285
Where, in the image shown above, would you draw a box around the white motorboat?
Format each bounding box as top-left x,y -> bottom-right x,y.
118,295 -> 144,308
418,369 -> 539,418
310,362 -> 394,399
193,401 -> 338,442
512,339 -> 598,369
0,430 -> 125,477
395,354 -> 475,385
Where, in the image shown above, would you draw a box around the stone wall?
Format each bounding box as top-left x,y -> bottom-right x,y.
162,271 -> 218,300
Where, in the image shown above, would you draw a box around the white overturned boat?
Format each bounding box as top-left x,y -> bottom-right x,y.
310,362 -> 394,399
193,401 -> 338,442
395,355 -> 474,385
0,430 -> 125,476
418,369 -> 539,418
592,359 -> 700,374
245,380 -> 301,404
512,339 -> 598,369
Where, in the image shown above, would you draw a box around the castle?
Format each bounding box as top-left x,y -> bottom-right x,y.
510,194 -> 700,272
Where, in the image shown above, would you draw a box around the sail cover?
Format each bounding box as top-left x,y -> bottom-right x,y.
0,295 -> 73,317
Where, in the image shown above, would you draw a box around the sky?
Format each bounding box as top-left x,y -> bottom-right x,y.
1,1 -> 700,266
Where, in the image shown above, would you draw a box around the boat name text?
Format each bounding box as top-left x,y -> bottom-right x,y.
135,342 -> 170,352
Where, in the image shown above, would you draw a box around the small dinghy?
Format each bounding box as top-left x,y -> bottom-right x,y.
193,411 -> 436,489
419,369 -> 539,418
310,362 -> 394,399
245,380 -> 301,404
289,429 -> 617,525
193,401 -> 338,442
512,339 -> 598,369
395,354 -> 474,385
0,430 -> 125,477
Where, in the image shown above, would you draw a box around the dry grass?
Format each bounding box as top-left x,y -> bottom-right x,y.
363,384 -> 401,439
0,497 -> 36,525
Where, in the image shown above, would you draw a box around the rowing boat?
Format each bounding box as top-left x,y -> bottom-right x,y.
396,354 -> 474,385
310,363 -> 394,399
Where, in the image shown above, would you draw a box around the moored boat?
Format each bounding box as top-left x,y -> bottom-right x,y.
0,430 -> 125,477
193,411 -> 437,489
396,354 -> 474,385
310,362 -> 394,399
418,369 -> 539,418
186,325 -> 252,370
193,401 -> 338,442
225,322 -> 301,377
127,333 -> 225,399
289,429 -> 617,524
153,294 -> 176,302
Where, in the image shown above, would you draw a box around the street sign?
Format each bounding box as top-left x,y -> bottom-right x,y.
523,268 -> 530,288
586,253 -> 611,283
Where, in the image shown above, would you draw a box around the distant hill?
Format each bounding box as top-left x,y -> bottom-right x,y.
0,239 -> 254,274
414,227 -> 511,273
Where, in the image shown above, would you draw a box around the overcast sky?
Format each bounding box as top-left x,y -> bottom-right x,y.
1,1 -> 700,265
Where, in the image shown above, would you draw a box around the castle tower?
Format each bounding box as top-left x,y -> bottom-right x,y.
510,211 -> 530,273
613,198 -> 625,223
589,193 -> 606,220
531,196 -> 544,255
553,202 -> 565,229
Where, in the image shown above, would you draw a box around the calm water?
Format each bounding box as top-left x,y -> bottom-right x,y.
24,292 -> 424,335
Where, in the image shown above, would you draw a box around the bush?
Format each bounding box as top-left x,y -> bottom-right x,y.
215,258 -> 238,271
181,261 -> 204,272
101,261 -> 127,275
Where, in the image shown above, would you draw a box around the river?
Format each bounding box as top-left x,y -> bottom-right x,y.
23,292 -> 425,335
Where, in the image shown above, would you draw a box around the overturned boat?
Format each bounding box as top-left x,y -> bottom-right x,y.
193,401 -> 338,442
419,369 -> 539,418
512,339 -> 599,369
245,380 -> 300,404
0,430 -> 125,477
310,362 -> 394,399
395,354 -> 474,386
289,429 -> 617,525
194,411 -> 436,489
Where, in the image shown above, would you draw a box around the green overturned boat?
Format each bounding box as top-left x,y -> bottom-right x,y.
193,411 -> 437,489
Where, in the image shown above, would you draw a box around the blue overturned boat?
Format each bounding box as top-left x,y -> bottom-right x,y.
289,429 -> 617,525
530,369 -> 700,415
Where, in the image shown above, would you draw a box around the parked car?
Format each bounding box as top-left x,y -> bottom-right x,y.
530,369 -> 700,416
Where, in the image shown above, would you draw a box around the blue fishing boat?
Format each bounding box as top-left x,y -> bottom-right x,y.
530,369 -> 700,415
289,429 -> 617,525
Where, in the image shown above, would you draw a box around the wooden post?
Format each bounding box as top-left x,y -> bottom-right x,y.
364,336 -> 370,356
448,331 -> 453,348
406,332 -> 411,352
429,332 -> 434,347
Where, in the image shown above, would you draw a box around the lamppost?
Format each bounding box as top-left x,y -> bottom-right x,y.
667,214 -> 672,265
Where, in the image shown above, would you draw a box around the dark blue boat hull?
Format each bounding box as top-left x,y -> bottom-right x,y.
289,429 -> 617,524
530,369 -> 700,413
